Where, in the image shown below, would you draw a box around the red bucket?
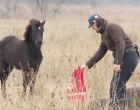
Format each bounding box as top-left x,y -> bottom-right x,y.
67,67 -> 87,103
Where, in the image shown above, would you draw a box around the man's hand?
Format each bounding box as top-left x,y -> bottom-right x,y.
114,64 -> 121,73
80,64 -> 88,71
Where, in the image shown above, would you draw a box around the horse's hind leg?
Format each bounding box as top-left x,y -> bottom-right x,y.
0,60 -> 7,97
0,64 -> 13,97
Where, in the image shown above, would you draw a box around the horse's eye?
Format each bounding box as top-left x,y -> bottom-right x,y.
38,26 -> 41,30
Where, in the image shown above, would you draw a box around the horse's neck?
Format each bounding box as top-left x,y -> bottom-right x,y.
26,41 -> 41,56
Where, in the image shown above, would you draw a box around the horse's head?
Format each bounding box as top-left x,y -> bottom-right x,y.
24,19 -> 45,48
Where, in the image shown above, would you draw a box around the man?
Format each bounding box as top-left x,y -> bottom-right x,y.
81,14 -> 139,105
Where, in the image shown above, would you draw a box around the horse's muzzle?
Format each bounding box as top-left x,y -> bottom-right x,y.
36,41 -> 42,48
38,41 -> 42,46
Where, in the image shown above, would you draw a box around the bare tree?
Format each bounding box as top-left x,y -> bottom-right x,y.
0,0 -> 20,19
33,0 -> 64,19
35,0 -> 49,18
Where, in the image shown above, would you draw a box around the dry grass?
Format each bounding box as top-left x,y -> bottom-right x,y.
0,4 -> 140,110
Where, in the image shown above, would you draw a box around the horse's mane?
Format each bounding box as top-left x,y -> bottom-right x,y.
24,19 -> 41,41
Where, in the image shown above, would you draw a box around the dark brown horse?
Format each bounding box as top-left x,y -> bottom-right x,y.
88,87 -> 140,110
0,19 -> 45,97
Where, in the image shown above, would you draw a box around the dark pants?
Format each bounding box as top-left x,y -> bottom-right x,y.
110,51 -> 139,101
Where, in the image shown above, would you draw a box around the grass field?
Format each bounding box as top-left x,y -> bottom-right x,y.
0,4 -> 140,110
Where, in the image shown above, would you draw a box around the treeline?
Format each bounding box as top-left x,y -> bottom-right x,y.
26,0 -> 140,5
0,0 -> 139,19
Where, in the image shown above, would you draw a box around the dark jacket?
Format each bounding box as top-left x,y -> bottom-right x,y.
86,21 -> 133,69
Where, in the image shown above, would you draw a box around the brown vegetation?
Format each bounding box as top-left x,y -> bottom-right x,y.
0,4 -> 139,110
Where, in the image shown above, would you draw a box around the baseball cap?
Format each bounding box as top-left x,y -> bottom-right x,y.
88,14 -> 101,28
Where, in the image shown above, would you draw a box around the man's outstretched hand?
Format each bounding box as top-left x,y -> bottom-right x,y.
80,64 -> 88,71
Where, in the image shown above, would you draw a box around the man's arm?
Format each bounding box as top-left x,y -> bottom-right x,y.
86,42 -> 108,69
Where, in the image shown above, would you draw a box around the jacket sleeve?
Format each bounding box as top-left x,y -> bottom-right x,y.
108,24 -> 125,64
86,42 -> 108,69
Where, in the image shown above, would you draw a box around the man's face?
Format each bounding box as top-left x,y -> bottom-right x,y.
91,22 -> 99,32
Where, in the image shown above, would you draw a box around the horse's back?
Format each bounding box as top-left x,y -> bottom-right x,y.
0,36 -> 19,56
1,35 -> 24,54
0,36 -> 27,67
1,35 -> 42,70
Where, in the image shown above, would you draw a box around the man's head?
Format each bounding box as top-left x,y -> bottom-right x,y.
88,14 -> 105,33
88,14 -> 101,28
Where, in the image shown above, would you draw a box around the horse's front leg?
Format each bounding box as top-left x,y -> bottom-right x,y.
29,72 -> 37,96
23,71 -> 37,98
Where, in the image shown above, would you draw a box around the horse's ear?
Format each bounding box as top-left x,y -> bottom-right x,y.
42,19 -> 46,26
30,19 -> 33,24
